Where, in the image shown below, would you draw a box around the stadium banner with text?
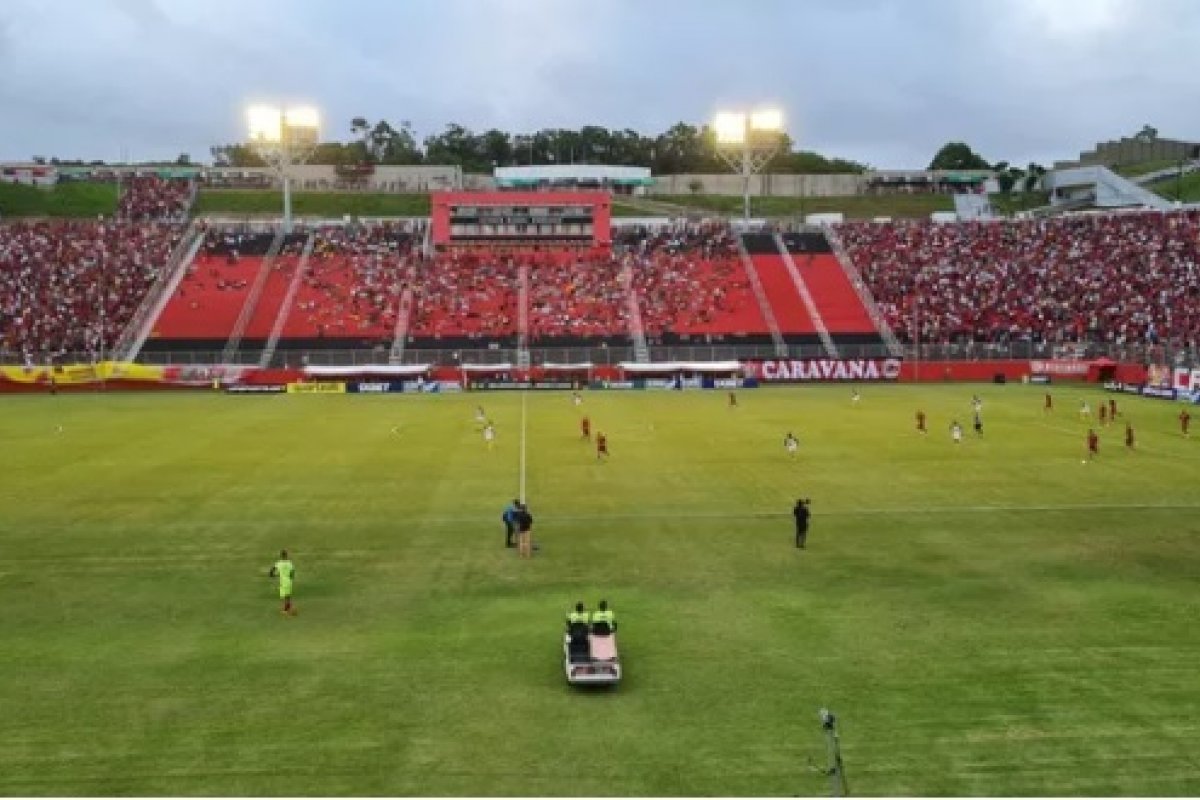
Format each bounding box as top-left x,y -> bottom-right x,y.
1172,367 -> 1200,392
346,381 -> 407,394
0,362 -> 250,388
1029,359 -> 1089,377
225,384 -> 287,394
473,381 -> 577,391
286,382 -> 347,394
747,358 -> 902,382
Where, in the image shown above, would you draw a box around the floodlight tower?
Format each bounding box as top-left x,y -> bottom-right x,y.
713,108 -> 785,223
246,105 -> 320,233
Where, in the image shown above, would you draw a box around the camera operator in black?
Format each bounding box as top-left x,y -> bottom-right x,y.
793,498 -> 811,549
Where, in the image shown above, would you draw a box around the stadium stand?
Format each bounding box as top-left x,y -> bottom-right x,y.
527,251 -> 630,344
0,220 -> 183,361
408,251 -> 520,346
837,210 -> 1200,347
117,176 -> 193,222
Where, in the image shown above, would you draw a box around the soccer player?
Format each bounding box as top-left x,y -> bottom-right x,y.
972,395 -> 982,414
1181,409 -> 1192,437
950,421 -> 963,444
580,415 -> 591,440
1086,429 -> 1099,461
268,550 -> 296,616
1125,421 -> 1136,450
483,422 -> 496,450
474,405 -> 486,425
572,391 -> 582,407
596,432 -> 609,461
851,388 -> 861,406
1079,400 -> 1091,420
916,410 -> 927,434
1109,398 -> 1117,420
1099,404 -> 1108,426
728,391 -> 738,408
973,410 -> 983,437
784,432 -> 799,458
1044,392 -> 1053,413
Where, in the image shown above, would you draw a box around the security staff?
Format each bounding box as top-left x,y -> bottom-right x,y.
590,600 -> 616,635
793,498 -> 811,549
566,602 -> 590,632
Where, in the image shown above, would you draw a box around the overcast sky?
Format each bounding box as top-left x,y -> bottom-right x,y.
0,0 -> 1197,169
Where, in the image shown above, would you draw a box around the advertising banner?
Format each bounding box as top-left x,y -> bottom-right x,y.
225,384 -> 287,394
286,382 -> 347,394
748,358 -> 902,382
1029,359 -> 1088,377
347,382 -> 407,394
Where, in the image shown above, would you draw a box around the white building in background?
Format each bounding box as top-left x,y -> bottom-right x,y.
493,165 -> 653,195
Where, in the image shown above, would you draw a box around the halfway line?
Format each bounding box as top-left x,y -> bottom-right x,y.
519,390 -> 528,503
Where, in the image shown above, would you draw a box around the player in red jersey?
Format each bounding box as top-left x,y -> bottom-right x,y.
1109,398 -> 1117,420
916,410 -> 927,434
728,391 -> 737,408
1044,392 -> 1053,413
1086,429 -> 1099,461
1099,404 -> 1108,426
1181,409 -> 1192,437
580,415 -> 591,440
596,432 -> 609,461
1125,421 -> 1135,450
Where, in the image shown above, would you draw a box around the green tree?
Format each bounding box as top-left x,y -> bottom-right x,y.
928,142 -> 990,171
209,144 -> 266,168
1134,124 -> 1158,143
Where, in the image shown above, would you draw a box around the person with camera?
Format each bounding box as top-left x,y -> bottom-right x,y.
793,498 -> 811,549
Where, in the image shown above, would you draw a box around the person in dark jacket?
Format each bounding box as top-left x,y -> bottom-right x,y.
793,498 -> 811,549
515,502 -> 534,558
502,499 -> 519,548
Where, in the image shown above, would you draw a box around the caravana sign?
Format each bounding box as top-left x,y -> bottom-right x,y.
748,358 -> 903,382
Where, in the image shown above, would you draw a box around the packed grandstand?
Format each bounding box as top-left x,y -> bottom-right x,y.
2,174 -> 1199,370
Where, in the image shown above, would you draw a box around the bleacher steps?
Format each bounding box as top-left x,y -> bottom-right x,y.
221,228 -> 285,364
388,259 -> 419,365
736,236 -> 789,357
258,233 -> 315,368
115,220 -> 204,362
773,233 -> 839,358
824,226 -> 903,357
619,258 -> 651,363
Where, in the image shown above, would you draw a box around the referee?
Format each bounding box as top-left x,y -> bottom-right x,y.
793,499 -> 811,549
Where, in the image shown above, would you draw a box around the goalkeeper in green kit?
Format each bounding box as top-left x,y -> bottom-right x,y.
269,550 -> 297,616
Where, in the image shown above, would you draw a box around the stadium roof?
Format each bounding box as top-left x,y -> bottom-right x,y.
494,165 -> 652,186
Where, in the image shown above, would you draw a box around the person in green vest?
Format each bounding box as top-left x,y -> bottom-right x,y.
565,601 -> 589,633
268,549 -> 296,616
590,600 -> 615,635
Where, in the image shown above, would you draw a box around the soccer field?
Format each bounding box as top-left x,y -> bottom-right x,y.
1,385 -> 1198,796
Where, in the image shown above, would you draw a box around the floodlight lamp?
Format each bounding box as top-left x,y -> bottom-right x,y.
714,112 -> 747,145
751,109 -> 784,132
284,107 -> 320,131
247,106 -> 282,143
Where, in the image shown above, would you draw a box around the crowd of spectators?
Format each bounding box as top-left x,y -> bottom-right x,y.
837,210 -> 1200,347
118,176 -> 193,222
289,223 -> 415,338
527,251 -> 629,341
0,221 -> 183,361
409,251 -> 519,340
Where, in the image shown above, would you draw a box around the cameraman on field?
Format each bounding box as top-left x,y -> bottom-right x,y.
793,498 -> 811,549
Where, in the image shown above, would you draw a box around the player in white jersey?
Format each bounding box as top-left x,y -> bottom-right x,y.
483,422 -> 496,450
572,392 -> 582,407
475,405 -> 487,425
950,421 -> 963,444
972,395 -> 982,414
851,389 -> 861,406
1079,400 -> 1091,419
784,432 -> 799,458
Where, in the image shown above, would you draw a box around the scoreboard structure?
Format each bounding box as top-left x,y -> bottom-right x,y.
430,191 -> 611,249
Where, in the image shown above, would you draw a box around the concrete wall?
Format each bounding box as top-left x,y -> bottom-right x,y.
649,173 -> 868,197
275,164 -> 461,192
1057,137 -> 1200,170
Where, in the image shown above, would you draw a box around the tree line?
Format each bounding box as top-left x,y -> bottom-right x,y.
210,118 -> 869,175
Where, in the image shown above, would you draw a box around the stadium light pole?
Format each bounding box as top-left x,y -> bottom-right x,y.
247,105 -> 320,234
713,108 -> 785,223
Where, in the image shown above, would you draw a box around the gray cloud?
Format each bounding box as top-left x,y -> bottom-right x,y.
0,0 -> 1196,168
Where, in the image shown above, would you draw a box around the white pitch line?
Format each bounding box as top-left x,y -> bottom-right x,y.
519,390 -> 528,503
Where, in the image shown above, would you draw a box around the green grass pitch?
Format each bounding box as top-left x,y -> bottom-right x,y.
1,385 -> 1198,796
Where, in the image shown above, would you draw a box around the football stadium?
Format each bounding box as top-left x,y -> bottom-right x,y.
3,1 -> 1200,796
